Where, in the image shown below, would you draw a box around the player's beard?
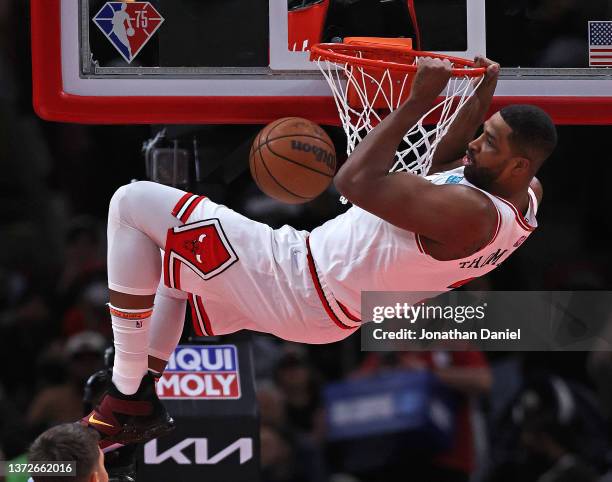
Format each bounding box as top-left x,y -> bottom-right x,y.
464,164 -> 499,191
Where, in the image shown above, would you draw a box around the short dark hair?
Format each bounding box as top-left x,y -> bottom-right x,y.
28,423 -> 100,482
499,104 -> 558,169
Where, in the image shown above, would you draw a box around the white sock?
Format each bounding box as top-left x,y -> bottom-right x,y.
110,304 -> 153,396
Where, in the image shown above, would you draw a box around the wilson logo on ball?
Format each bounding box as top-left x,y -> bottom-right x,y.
291,141 -> 336,170
249,117 -> 337,204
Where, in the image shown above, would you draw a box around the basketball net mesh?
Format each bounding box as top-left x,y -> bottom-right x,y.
314,56 -> 485,179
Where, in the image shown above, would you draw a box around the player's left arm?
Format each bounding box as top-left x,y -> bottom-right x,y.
338,170 -> 496,249
428,57 -> 500,173
335,57 -> 453,200
335,59 -> 497,249
334,93 -> 439,196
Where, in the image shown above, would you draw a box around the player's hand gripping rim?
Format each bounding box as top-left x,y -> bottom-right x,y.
408,57 -> 453,106
472,55 -> 500,101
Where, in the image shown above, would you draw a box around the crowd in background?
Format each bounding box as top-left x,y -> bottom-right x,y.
2,1 -> 612,481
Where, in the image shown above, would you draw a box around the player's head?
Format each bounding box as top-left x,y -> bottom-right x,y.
465,104 -> 557,190
28,423 -> 108,482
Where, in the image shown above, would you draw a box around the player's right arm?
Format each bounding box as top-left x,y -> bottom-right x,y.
334,59 -> 497,253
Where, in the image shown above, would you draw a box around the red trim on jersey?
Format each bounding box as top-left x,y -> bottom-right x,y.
336,300 -> 360,323
162,245 -> 182,290
188,293 -> 214,336
163,242 -> 171,287
196,295 -> 214,336
494,195 -> 536,232
188,294 -> 205,336
172,257 -> 182,290
172,193 -> 207,223
172,193 -> 194,217
305,237 -> 357,331
448,277 -> 476,289
179,196 -> 206,223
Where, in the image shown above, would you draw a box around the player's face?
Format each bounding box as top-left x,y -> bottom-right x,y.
463,113 -> 516,190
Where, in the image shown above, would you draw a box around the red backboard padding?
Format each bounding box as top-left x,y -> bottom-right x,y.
30,0 -> 612,125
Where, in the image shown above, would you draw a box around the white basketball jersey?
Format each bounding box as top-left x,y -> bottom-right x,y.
309,166 -> 538,317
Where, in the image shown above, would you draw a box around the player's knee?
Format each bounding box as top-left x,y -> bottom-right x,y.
108,181 -> 150,223
125,180 -> 158,202
110,180 -> 154,213
109,183 -> 130,222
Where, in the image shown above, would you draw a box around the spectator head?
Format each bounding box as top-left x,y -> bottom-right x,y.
28,423 -> 108,482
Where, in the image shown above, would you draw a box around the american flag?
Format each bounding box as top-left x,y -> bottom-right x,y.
589,21 -> 612,66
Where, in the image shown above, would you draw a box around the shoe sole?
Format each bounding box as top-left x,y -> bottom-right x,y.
104,416 -> 176,446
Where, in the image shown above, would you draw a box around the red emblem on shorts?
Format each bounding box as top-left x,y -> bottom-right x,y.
164,219 -> 238,289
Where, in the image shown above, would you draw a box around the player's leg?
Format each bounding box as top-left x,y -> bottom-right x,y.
106,182 -> 185,395
147,283 -> 187,375
84,181 -> 187,446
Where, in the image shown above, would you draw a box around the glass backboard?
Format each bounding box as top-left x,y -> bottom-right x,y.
31,0 -> 612,124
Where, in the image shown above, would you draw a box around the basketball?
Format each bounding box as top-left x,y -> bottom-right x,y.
127,27 -> 135,36
249,117 -> 337,204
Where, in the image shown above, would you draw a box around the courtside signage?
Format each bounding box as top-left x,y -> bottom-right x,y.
92,2 -> 164,64
144,438 -> 254,465
157,345 -> 241,400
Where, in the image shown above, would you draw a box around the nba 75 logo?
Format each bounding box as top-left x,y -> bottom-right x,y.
93,2 -> 164,64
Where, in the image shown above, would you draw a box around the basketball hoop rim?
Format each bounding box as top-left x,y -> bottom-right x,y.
310,43 -> 486,77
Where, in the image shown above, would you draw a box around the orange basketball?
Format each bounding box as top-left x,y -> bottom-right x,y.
249,117 -> 337,204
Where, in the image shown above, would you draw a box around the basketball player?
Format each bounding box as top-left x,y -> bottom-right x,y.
82,57 -> 557,446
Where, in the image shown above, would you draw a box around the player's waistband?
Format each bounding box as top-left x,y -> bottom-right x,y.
305,237 -> 361,330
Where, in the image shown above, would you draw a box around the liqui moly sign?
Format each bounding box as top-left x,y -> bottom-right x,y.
157,345 -> 241,399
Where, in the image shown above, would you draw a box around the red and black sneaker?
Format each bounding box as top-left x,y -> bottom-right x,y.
82,372 -> 175,447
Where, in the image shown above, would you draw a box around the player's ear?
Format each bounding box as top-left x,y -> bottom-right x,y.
512,156 -> 531,175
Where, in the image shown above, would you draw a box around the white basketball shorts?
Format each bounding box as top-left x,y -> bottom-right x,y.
163,191 -> 360,344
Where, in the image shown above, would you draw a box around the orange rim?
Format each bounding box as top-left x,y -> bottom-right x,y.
310,43 -> 486,77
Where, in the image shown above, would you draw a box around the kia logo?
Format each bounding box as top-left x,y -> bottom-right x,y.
144,438 -> 253,465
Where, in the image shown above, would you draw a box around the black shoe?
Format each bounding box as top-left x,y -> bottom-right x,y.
82,372 -> 175,447
83,367 -> 113,414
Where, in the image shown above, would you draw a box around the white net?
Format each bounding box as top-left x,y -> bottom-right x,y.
314,53 -> 485,178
